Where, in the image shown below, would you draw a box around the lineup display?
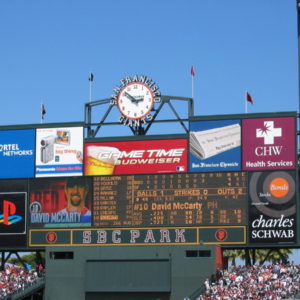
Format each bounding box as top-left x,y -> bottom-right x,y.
93,172 -> 247,228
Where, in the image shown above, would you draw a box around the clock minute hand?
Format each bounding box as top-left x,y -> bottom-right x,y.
124,92 -> 137,103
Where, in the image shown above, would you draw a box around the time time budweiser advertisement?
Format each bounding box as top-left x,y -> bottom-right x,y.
242,117 -> 296,170
84,139 -> 188,175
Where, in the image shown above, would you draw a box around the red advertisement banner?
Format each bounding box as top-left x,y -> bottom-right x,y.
84,139 -> 188,175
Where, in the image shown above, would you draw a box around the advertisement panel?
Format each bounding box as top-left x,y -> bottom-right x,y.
242,117 -> 296,170
0,179 -> 27,248
0,129 -> 35,178
249,170 -> 296,244
84,139 -> 188,176
189,120 -> 241,172
35,127 -> 83,177
29,177 -> 92,228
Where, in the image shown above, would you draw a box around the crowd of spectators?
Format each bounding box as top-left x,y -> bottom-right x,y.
0,264 -> 44,299
198,263 -> 300,299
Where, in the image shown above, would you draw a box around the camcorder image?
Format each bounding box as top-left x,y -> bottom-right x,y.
36,127 -> 83,177
40,131 -> 71,163
40,135 -> 55,163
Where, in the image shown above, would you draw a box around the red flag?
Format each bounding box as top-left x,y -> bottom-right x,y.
191,65 -> 195,76
41,104 -> 46,119
246,92 -> 253,104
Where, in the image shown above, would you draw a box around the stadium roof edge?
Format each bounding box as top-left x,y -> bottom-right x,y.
190,111 -> 298,121
85,133 -> 188,143
0,121 -> 84,130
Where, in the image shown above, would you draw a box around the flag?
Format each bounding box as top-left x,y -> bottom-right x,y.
41,104 -> 46,119
191,65 -> 195,76
246,92 -> 253,104
88,73 -> 94,82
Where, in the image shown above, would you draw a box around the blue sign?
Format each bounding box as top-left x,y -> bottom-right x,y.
189,119 -> 241,172
0,129 -> 35,178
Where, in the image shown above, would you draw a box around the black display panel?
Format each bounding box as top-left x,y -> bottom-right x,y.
93,172 -> 247,227
249,170 -> 296,244
0,179 -> 27,248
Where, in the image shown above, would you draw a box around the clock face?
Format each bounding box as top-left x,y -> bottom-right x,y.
117,82 -> 154,120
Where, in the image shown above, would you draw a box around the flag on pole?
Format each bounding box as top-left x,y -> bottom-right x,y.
246,91 -> 253,104
88,73 -> 94,82
41,104 -> 46,119
191,65 -> 195,76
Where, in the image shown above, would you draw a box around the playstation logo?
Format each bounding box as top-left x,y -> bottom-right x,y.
0,193 -> 26,235
0,200 -> 22,225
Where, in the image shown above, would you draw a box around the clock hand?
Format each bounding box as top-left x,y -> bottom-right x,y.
133,97 -> 144,105
124,92 -> 137,103
135,97 -> 144,102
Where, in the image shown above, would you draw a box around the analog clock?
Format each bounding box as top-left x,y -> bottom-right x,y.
117,82 -> 155,120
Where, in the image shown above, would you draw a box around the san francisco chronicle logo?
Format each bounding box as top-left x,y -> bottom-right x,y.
0,200 -> 22,225
256,121 -> 282,145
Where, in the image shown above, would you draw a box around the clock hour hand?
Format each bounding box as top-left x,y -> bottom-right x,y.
133,96 -> 144,105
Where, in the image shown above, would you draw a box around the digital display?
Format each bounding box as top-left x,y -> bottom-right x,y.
93,172 -> 247,227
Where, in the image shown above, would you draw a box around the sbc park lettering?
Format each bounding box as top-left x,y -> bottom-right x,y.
251,214 -> 294,239
81,229 -> 186,244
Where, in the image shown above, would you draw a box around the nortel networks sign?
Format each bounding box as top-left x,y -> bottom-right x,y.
242,117 -> 296,170
0,129 -> 35,178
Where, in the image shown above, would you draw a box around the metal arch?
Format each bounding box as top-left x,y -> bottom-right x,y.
84,95 -> 194,138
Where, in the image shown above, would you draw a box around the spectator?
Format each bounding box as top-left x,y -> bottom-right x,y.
0,264 -> 43,298
198,263 -> 300,299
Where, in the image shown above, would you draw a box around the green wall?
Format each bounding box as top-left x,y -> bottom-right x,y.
45,245 -> 216,300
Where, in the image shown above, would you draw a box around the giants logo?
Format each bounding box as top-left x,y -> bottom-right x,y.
215,229 -> 228,242
0,200 -> 22,225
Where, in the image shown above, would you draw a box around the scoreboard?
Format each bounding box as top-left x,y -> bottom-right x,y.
93,172 -> 247,227
0,112 -> 297,248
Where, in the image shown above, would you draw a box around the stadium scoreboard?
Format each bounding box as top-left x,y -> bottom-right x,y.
0,112 -> 297,248
93,172 -> 247,227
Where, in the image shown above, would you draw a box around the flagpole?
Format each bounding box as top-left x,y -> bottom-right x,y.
192,75 -> 194,99
89,79 -> 92,102
89,72 -> 94,102
40,101 -> 43,124
191,65 -> 195,100
245,90 -> 247,114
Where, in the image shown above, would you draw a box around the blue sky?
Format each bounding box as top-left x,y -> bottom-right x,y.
0,0 -> 298,135
2,0 -> 300,261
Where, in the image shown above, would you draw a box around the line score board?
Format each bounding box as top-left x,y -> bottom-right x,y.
93,172 -> 247,228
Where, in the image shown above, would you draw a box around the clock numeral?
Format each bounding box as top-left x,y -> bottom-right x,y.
141,110 -> 144,114
134,113 -> 137,117
127,87 -> 131,91
133,85 -> 138,89
146,91 -> 149,95
148,98 -> 152,102
122,106 -> 125,110
127,111 -> 130,115
120,100 -> 123,104
146,105 -> 149,109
